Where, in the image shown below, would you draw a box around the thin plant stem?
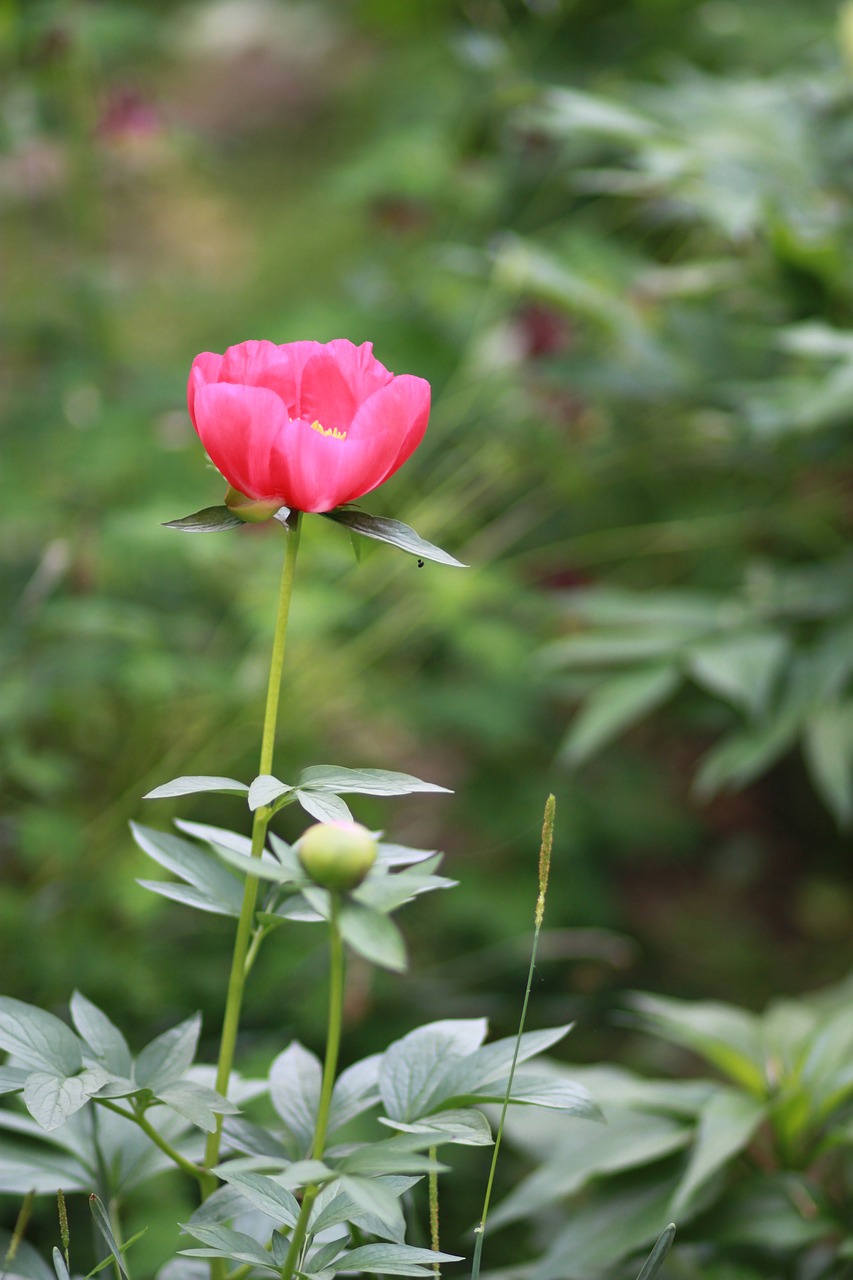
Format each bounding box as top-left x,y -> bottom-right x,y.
97,1100 -> 207,1185
471,795 -> 555,1280
280,895 -> 346,1280
201,512 -> 302,1198
428,1145 -> 440,1274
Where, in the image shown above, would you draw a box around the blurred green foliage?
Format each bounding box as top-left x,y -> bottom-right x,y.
1,0 -> 853,1260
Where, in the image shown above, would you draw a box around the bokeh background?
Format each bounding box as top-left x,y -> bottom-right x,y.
2,0 -> 853,1262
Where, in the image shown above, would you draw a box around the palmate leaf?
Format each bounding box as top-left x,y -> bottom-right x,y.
323,508 -> 467,568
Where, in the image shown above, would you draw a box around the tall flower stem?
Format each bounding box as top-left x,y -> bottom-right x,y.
201,512 -> 302,1196
280,895 -> 346,1280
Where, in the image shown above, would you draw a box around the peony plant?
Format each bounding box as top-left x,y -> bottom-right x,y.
0,340 -> 618,1280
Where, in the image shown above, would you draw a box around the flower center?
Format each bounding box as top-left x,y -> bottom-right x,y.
309,419 -> 347,441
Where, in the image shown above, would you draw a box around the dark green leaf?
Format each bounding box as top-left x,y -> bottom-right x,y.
635,1223 -> 676,1280
323,508 -> 467,568
163,506 -> 244,533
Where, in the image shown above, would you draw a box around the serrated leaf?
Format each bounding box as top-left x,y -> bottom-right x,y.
296,790 -> 354,823
298,766 -> 451,797
134,1014 -> 201,1091
323,508 -> 467,568
562,665 -> 680,766
144,775 -> 249,800
338,903 -> 407,972
269,1041 -> 322,1155
214,1169 -> 300,1226
163,506 -> 244,533
70,992 -> 132,1077
0,998 -> 83,1076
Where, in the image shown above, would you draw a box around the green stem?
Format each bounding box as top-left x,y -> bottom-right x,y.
201,512 -> 302,1196
471,796 -> 555,1280
428,1145 -> 440,1275
280,895 -> 346,1280
97,1099 -> 207,1185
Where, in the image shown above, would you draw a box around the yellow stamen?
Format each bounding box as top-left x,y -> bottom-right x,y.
310,420 -> 347,440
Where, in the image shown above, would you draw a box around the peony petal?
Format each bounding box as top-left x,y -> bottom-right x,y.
220,339 -> 322,418
266,417 -> 395,513
298,350 -> 360,435
192,382 -> 288,500
344,374 -> 431,492
323,339 -> 393,403
187,352 -> 224,423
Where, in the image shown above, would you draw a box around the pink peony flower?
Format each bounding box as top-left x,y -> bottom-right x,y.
187,339 -> 431,515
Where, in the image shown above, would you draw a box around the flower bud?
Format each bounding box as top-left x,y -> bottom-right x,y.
298,821 -> 378,893
224,485 -> 283,523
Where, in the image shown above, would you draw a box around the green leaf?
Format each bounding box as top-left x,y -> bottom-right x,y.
24,1067 -> 108,1131
635,1224 -> 676,1280
179,1223 -> 277,1271
323,508 -> 467,568
491,1110 -> 690,1229
380,1107 -> 493,1146
562,666 -> 680,765
89,1194 -> 129,1280
0,1066 -> 29,1094
0,1231 -> 54,1280
803,702 -> 853,825
310,1176 -> 417,1243
671,1089 -> 766,1216
156,1080 -> 238,1133
130,823 -> 244,915
328,1054 -> 382,1133
144,775 -> 249,800
338,1244 -> 463,1276
136,880 -> 241,917
0,999 -> 83,1076
379,1019 -> 488,1122
70,992 -> 132,1077
52,1249 -> 70,1280
337,1174 -> 409,1237
296,790 -> 354,823
338,903 -> 407,971
336,1137 -> 447,1177
175,820 -> 252,857
697,1173 -> 833,1248
269,1041 -> 322,1155
214,1169 -> 300,1226
298,766 -> 451,797
134,1014 -> 201,1091
353,864 -> 456,914
629,993 -> 766,1095
687,631 -> 789,718
462,1069 -> 600,1118
693,716 -> 798,799
163,506 -> 244,533
427,1026 -> 573,1112
248,775 -> 294,811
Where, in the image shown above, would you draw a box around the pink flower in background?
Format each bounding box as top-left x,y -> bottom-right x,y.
187,339 -> 431,514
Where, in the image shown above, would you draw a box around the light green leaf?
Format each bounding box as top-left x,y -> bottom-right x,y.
693,715 -> 798,799
323,509 -> 467,568
156,1080 -> 238,1133
336,1138 -> 447,1177
803,702 -> 853,825
0,999 -> 83,1076
671,1089 -> 766,1215
52,1249 -> 70,1280
698,1173 -> 833,1248
338,903 -> 407,971
428,1025 -> 573,1112
134,1014 -> 201,1091
90,1194 -> 129,1280
337,1174 -> 409,1236
353,864 -> 455,914
163,506 -> 244,533
24,1067 -> 109,1131
214,1169 -> 300,1226
687,631 -> 789,718
144,776 -> 249,800
136,880 -> 240,918
298,766 -> 451,797
130,823 -> 244,914
296,790 -> 353,823
179,1223 -> 276,1271
339,1244 -> 463,1276
0,1066 -> 29,1094
248,775 -> 294,811
379,1107 -> 493,1146
379,1020 -> 488,1123
70,992 -> 132,1077
269,1041 -> 322,1155
0,1231 -> 54,1280
328,1054 -> 382,1133
562,665 -> 680,765
629,993 -> 766,1094
175,820 -> 252,857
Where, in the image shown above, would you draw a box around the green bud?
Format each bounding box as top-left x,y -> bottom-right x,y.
298,821 -> 378,893
224,485 -> 284,523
